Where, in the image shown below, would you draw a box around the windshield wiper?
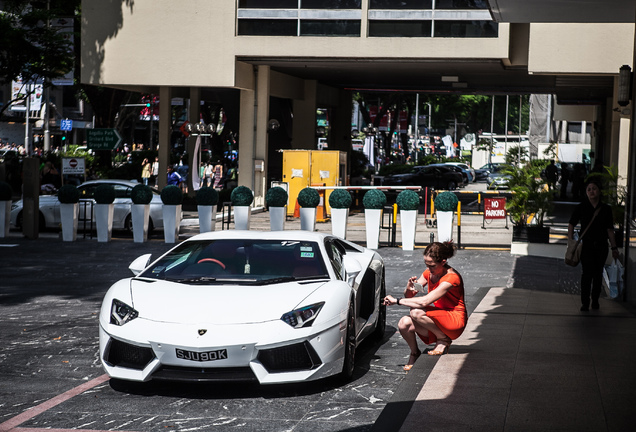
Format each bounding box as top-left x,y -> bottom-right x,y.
261,275 -> 329,284
169,276 -> 218,284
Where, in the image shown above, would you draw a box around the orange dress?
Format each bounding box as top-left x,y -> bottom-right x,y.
417,268 -> 467,344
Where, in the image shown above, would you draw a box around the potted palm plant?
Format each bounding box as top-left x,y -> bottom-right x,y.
94,184 -> 115,242
161,185 -> 183,243
131,184 -> 153,243
298,187 -> 320,231
58,184 -> 80,242
363,189 -> 386,249
196,186 -> 219,233
328,189 -> 352,239
505,162 -> 553,243
397,189 -> 420,250
434,191 -> 458,242
231,186 -> 253,230
0,181 -> 12,238
266,186 -> 288,231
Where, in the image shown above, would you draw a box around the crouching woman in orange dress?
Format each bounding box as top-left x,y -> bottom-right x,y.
384,241 -> 467,371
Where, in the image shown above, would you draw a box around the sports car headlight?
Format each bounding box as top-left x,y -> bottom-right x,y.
110,299 -> 139,326
281,302 -> 325,329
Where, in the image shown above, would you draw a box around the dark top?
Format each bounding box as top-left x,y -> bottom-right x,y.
569,200 -> 614,245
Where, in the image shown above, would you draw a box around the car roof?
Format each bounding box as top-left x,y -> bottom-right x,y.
80,179 -> 141,187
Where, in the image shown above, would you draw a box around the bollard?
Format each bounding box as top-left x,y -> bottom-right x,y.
430,232 -> 435,244
456,201 -> 461,249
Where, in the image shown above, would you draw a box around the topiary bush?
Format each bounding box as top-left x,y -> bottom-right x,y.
57,185 -> 80,204
161,185 -> 183,205
265,186 -> 288,207
231,185 -> 254,206
196,186 -> 219,206
297,187 -> 320,208
396,190 -> 420,211
434,191 -> 458,212
363,189 -> 386,209
328,189 -> 352,209
131,184 -> 153,205
94,184 -> 116,204
0,181 -> 12,201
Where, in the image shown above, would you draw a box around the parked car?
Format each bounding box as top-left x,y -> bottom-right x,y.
486,166 -> 512,190
427,164 -> 469,187
10,179 -> 165,232
445,162 -> 476,182
99,230 -> 386,384
383,165 -> 463,190
474,163 -> 505,181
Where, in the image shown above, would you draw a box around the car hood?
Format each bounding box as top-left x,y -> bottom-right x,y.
130,278 -> 327,325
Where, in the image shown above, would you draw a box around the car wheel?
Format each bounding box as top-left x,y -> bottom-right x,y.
372,275 -> 387,341
125,215 -> 133,233
446,181 -> 457,190
340,301 -> 356,381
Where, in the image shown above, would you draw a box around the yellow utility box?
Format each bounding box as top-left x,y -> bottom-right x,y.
282,150 -> 347,218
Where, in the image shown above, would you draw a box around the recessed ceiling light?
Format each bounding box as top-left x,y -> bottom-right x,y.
441,76 -> 459,82
452,82 -> 468,88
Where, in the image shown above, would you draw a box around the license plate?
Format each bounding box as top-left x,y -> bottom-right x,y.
175,348 -> 228,362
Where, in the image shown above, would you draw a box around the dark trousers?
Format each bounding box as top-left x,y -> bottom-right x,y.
580,242 -> 608,306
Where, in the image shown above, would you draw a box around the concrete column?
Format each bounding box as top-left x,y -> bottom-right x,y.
157,86 -> 173,190
187,87 -> 200,195
292,80 -> 317,150
329,89 -> 353,153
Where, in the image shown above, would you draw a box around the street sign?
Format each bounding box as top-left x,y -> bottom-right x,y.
62,157 -> 85,175
484,197 -> 506,219
60,119 -> 73,131
86,128 -> 122,150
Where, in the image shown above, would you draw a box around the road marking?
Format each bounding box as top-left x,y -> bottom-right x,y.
0,375 -> 136,432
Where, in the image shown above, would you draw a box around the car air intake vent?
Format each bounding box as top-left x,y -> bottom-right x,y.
258,341 -> 321,372
105,339 -> 155,370
153,366 -> 258,382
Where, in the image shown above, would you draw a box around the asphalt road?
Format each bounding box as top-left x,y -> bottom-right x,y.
0,237 -> 517,432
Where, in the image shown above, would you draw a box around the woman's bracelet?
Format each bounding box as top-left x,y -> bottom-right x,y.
396,297 -> 402,305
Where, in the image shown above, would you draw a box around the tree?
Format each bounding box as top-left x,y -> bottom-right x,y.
0,0 -> 77,118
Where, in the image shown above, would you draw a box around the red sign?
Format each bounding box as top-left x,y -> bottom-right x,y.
180,121 -> 190,137
484,198 -> 506,219
69,159 -> 78,168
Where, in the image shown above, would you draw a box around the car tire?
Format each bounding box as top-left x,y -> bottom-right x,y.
372,275 -> 386,341
446,181 -> 457,190
340,301 -> 356,381
125,215 -> 154,234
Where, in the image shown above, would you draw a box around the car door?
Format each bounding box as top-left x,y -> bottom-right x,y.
415,167 -> 438,188
77,183 -> 98,225
112,184 -> 133,229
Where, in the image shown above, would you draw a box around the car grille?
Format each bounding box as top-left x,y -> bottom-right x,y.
104,338 -> 155,370
258,341 -> 322,373
152,366 -> 257,382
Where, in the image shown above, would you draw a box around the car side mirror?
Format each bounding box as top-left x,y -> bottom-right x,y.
343,255 -> 362,285
129,254 -> 152,275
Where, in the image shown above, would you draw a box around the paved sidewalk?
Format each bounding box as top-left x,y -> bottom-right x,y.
374,287 -> 636,432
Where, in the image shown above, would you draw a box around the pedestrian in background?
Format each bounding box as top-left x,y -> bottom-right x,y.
141,158 -> 151,185
213,160 -> 224,189
568,179 -> 619,311
151,157 -> 159,186
559,162 -> 570,200
166,165 -> 181,186
383,242 -> 467,371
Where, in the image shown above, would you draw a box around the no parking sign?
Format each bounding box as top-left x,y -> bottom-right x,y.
483,197 -> 508,228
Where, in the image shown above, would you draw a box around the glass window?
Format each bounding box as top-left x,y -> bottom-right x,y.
238,19 -> 298,36
239,0 -> 298,8
325,239 -> 345,280
369,20 -> 432,37
369,0 -> 432,9
113,184 -> 131,199
300,20 -> 361,36
434,20 -> 498,37
302,0 -> 361,8
78,184 -> 96,199
435,0 -> 489,9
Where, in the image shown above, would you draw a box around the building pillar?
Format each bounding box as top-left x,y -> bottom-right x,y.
329,89 -> 353,153
292,80 -> 317,150
157,86 -> 173,190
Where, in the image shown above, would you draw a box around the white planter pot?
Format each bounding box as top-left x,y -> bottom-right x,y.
132,204 -> 150,243
198,205 -> 217,233
400,210 -> 418,251
95,203 -> 114,243
300,207 -> 317,231
269,206 -> 286,231
60,203 -> 78,242
365,208 -> 382,249
234,206 -> 251,230
0,200 -> 10,238
437,211 -> 454,243
331,207 -> 349,239
162,204 -> 182,243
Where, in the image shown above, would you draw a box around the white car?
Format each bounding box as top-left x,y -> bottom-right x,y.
99,231 -> 386,385
10,179 -> 165,232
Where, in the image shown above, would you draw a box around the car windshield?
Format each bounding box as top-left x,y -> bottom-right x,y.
138,239 -> 329,284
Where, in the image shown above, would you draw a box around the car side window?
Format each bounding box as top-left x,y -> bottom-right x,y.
325,239 -> 345,280
113,185 -> 130,199
79,185 -> 96,199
